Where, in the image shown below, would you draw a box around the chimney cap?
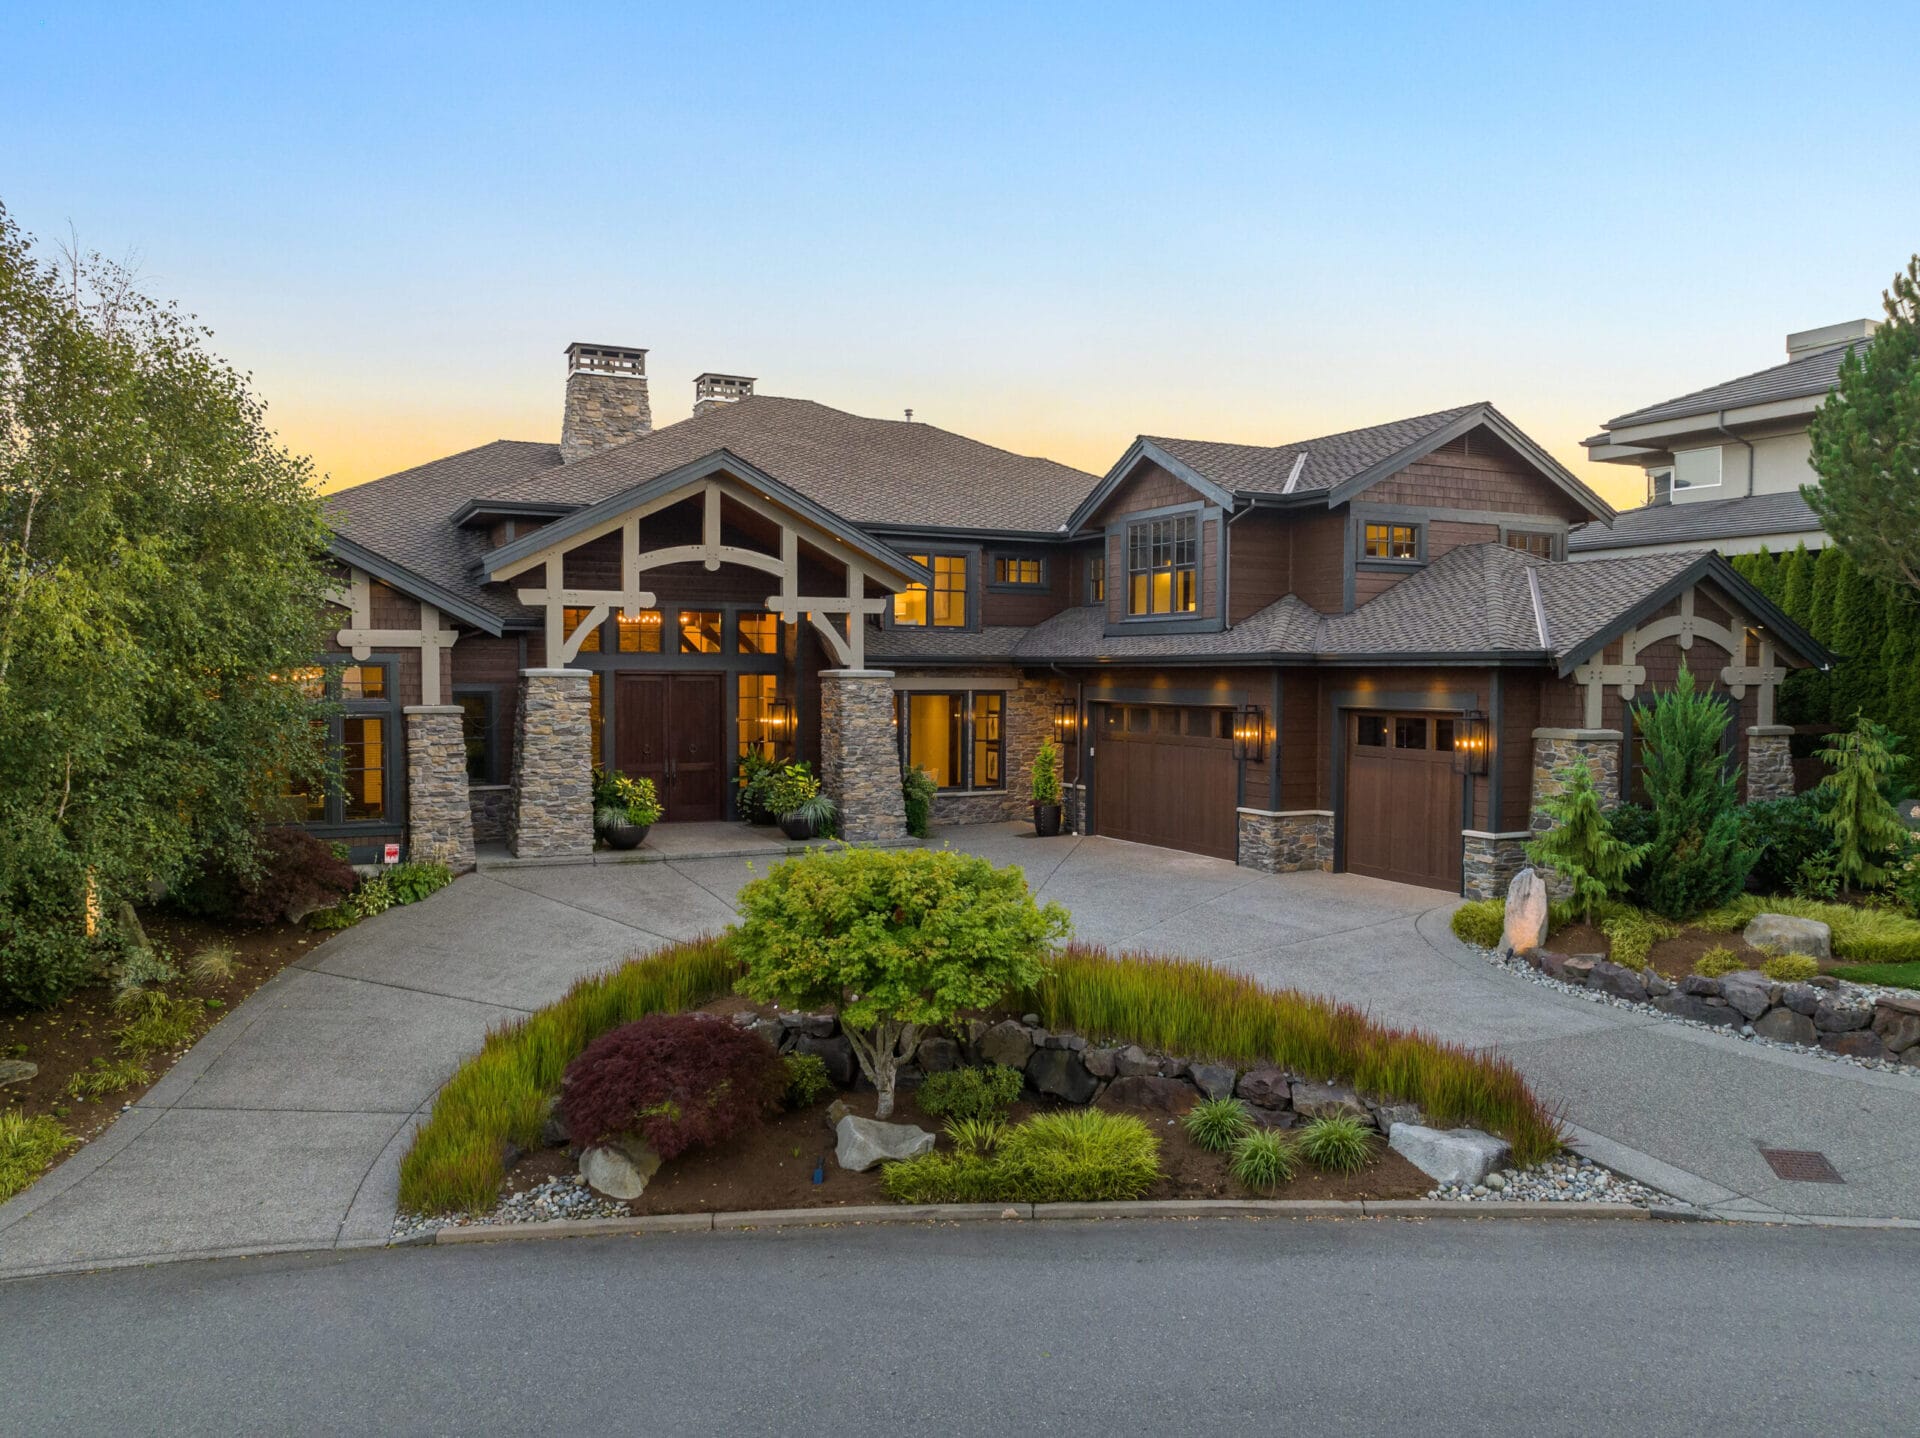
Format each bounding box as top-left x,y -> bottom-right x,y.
1786,319 -> 1878,360
566,342 -> 648,375
693,372 -> 757,385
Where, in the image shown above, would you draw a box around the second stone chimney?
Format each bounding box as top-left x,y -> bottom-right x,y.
561,342 -> 651,463
693,372 -> 756,417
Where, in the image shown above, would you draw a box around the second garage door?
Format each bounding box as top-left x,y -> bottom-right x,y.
1343,711 -> 1463,891
1092,703 -> 1239,860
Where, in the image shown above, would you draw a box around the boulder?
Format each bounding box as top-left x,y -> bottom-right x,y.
1289,1080 -> 1373,1125
780,1011 -> 839,1039
1587,960 -> 1649,1002
1871,1001 -> 1920,1055
976,1020 -> 1036,1071
539,1095 -> 569,1147
1654,994 -> 1743,1028
834,1115 -> 936,1172
732,1012 -> 786,1051
0,1058 -> 36,1088
1752,1007 -> 1818,1046
1680,974 -> 1723,997
1097,1074 -> 1198,1115
1813,994 -> 1873,1034
792,1033 -> 855,1087
1388,1124 -> 1511,1186
1644,972 -> 1676,998
1112,1045 -> 1159,1078
825,1098 -> 854,1129
1082,1046 -> 1120,1080
1562,957 -> 1596,985
1742,913 -> 1832,960
1820,1030 -> 1886,1060
579,1137 -> 661,1200
1502,868 -> 1550,954
1535,951 -> 1574,980
1026,1048 -> 1099,1104
914,1036 -> 960,1074
1717,973 -> 1774,1022
1372,1102 -> 1426,1133
1189,1063 -> 1238,1101
1780,983 -> 1820,1017
1235,1066 -> 1292,1108
1159,1056 -> 1190,1080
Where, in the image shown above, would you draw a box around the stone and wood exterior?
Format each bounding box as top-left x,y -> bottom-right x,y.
317,345 -> 1832,895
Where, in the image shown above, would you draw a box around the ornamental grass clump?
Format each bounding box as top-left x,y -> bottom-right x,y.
1183,1096 -> 1254,1152
1599,905 -> 1679,971
1228,1129 -> 1296,1191
560,1013 -> 786,1159
881,1108 -> 1160,1204
1030,944 -> 1563,1166
734,848 -> 1069,1117
918,1064 -> 1024,1122
1692,946 -> 1743,978
64,1055 -> 151,1100
1761,954 -> 1821,983
0,1109 -> 76,1203
1296,1115 -> 1376,1175
1698,895 -> 1920,965
1450,899 -> 1505,948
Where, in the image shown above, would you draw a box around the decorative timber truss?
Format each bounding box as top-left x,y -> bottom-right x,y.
327,569 -> 461,703
1570,586 -> 1787,730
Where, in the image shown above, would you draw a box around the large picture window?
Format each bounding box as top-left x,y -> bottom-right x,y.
1126,514 -> 1198,616
899,690 -> 1003,790
286,660 -> 399,831
894,553 -> 968,627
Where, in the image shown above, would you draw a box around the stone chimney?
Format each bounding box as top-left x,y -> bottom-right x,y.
693,372 -> 756,417
1786,319 -> 1878,361
561,342 -> 651,463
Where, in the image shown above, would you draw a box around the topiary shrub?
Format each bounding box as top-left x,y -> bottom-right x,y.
174,827 -> 358,928
560,1012 -> 785,1159
1761,953 -> 1821,983
1693,946 -> 1743,978
1451,899 -> 1505,948
918,1063 -> 1024,1122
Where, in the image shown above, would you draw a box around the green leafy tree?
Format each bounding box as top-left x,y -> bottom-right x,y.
1814,714 -> 1908,889
732,848 -> 1070,1117
1630,667 -> 1754,918
0,205 -> 333,1007
1526,763 -> 1649,925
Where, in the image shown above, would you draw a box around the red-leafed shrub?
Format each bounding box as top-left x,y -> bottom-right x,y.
560,1013 -> 785,1158
173,827 -> 359,927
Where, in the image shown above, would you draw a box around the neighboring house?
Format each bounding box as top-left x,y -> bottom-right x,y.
1571,320 -> 1878,559
317,341 -> 1830,898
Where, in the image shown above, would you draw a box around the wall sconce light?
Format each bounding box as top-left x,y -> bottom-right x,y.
1460,709 -> 1490,777
1232,704 -> 1268,764
765,697 -> 795,749
1052,699 -> 1079,740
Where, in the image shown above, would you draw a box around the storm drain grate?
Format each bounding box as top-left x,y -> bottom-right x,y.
1760,1148 -> 1844,1184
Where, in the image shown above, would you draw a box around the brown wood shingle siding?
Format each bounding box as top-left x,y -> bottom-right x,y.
1364,434 -> 1589,523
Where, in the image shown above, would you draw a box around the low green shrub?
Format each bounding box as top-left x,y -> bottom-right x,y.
1451,900 -> 1505,948
1698,895 -> 1920,965
942,1116 -> 1005,1154
385,862 -> 454,905
592,768 -> 663,828
1031,945 -> 1564,1166
1692,946 -> 1743,978
1738,793 -> 1834,896
1760,954 -> 1821,983
902,765 -> 937,840
1600,906 -> 1680,971
114,993 -> 200,1055
112,945 -> 180,1004
0,1109 -> 76,1203
880,1108 -> 1161,1204
1228,1129 -> 1296,1190
781,1051 -> 834,1109
918,1064 -> 1024,1122
64,1055 -> 152,1100
1183,1096 -> 1253,1152
312,861 -> 454,929
1296,1115 -> 1376,1175
173,827 -> 359,928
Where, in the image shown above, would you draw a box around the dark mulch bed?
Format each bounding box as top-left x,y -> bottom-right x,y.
1546,919 -> 1823,985
1,911 -> 316,1164
500,1085 -> 1432,1216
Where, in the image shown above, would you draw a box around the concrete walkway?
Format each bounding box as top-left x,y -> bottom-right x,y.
4,822 -> 1918,1278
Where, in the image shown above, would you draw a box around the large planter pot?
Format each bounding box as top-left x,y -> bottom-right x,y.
603,820 -> 651,851
778,813 -> 816,842
1033,802 -> 1063,837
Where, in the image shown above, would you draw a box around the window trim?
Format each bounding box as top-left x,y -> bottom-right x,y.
298,655 -> 403,838
895,687 -> 1006,793
1501,527 -> 1561,561
986,552 -> 1049,591
1123,509 -> 1202,619
886,548 -> 975,631
1086,548 -> 1106,605
1360,520 -> 1424,565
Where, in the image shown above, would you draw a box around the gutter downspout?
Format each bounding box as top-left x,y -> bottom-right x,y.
1714,408 -> 1757,498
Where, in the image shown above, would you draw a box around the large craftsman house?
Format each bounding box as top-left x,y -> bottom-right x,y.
318,343 -> 1830,898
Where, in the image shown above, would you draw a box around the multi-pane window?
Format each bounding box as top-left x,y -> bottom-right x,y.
992,555 -> 1045,587
1125,514 -> 1198,616
1363,523 -> 1418,560
616,609 -> 664,653
1505,531 -> 1555,559
737,674 -> 787,760
900,690 -> 1004,790
285,661 -> 396,830
563,606 -> 602,652
894,553 -> 968,627
737,611 -> 781,655
456,689 -> 501,783
679,610 -> 723,654
1088,551 -> 1106,604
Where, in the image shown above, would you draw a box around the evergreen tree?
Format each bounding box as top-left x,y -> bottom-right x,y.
1630,667 -> 1753,917
1828,556 -> 1882,723
1814,715 -> 1908,889
1808,544 -> 1845,645
1779,544 -> 1815,621
1749,547 -> 1784,605
1526,763 -> 1650,926
1775,545 -> 1822,725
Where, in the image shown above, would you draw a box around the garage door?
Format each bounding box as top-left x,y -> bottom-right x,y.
1092,703 -> 1238,860
1343,711 -> 1463,890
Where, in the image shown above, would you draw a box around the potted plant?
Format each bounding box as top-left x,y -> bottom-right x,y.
764,762 -> 837,841
1031,738 -> 1063,837
592,768 -> 663,850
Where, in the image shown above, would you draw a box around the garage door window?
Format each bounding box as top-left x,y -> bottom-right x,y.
900,690 -> 1004,791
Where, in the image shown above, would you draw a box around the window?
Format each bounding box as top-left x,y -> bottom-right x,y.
679,610 -> 722,654
900,689 -> 1005,790
617,609 -> 663,653
1434,718 -> 1456,752
456,688 -> 502,783
992,555 -> 1045,587
285,661 -> 398,830
563,606 -> 602,653
1088,551 -> 1106,604
1673,446 -> 1723,491
1356,714 -> 1387,746
1648,466 -> 1675,505
1126,514 -> 1198,616
894,553 -> 968,627
1505,530 -> 1556,559
1363,523 -> 1419,560
737,611 -> 781,655
737,674 -> 787,760
1394,717 -> 1427,750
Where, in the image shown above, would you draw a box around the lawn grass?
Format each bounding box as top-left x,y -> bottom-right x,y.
1697,895 -> 1920,965
1030,943 -> 1564,1166
1827,961 -> 1920,991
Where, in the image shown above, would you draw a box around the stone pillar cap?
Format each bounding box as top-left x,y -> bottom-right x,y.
1531,727 -> 1623,741
1746,724 -> 1795,736
820,668 -> 896,679
520,667 -> 592,678
403,704 -> 465,716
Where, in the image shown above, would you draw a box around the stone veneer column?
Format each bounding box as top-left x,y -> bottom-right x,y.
508,669 -> 594,859
1530,728 -> 1623,829
1063,783 -> 1087,836
819,669 -> 907,844
1236,809 -> 1334,873
404,705 -> 477,872
1460,831 -> 1532,901
1746,725 -> 1795,801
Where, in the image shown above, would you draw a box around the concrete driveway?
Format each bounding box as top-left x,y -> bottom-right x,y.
4,823 -> 1918,1278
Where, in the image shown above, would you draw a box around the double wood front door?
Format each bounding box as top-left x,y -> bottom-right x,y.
615,673 -> 725,822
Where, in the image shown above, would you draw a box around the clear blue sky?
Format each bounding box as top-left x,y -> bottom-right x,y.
5,2 -> 1915,502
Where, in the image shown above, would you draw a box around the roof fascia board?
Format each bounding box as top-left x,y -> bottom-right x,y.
478,448 -> 927,585
863,522 -> 1069,544
1327,405 -> 1617,522
449,498 -> 581,528
327,534 -> 506,636
1604,395 -> 1821,446
1064,439 -> 1234,536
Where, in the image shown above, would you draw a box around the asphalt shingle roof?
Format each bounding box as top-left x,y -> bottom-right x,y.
1602,343 -> 1862,430
1147,405 -> 1483,497
1568,491 -> 1824,553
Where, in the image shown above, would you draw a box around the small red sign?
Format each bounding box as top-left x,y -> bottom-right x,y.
383,843 -> 401,865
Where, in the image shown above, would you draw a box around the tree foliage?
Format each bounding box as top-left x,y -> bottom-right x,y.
0,203 -> 334,1007
1629,667 -> 1753,917
1526,763 -> 1648,926
1814,714 -> 1908,889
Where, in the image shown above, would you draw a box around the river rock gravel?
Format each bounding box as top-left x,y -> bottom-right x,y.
1427,1153 -> 1671,1206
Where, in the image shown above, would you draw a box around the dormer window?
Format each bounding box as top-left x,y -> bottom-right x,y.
893,552 -> 968,627
1126,514 -> 1198,616
1363,522 -> 1419,561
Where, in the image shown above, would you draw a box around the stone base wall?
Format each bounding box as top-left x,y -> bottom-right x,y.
1531,729 -> 1623,827
1747,726 -> 1794,801
1064,783 -> 1086,835
509,669 -> 594,859
1237,810 -> 1334,873
403,706 -> 476,872
1462,833 -> 1530,901
470,785 -> 512,845
820,670 -> 907,844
